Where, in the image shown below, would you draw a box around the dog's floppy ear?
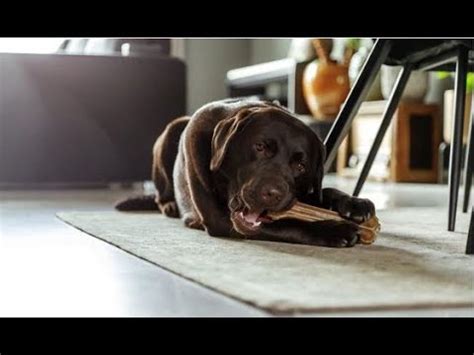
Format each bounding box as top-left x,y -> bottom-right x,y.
210,108 -> 254,172
303,135 -> 326,205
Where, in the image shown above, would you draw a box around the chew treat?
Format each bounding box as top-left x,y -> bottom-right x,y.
267,201 -> 380,245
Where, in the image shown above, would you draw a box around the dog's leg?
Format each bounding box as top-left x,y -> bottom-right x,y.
321,188 -> 375,223
152,116 -> 190,218
254,219 -> 360,248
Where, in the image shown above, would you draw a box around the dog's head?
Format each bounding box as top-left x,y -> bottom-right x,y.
210,105 -> 326,236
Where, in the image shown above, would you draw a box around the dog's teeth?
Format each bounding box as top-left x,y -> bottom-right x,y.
253,221 -> 262,227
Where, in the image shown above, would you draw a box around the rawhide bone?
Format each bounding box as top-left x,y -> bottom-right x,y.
267,201 -> 380,245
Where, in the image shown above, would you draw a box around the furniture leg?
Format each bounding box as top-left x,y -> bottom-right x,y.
323,39 -> 392,172
448,47 -> 469,231
462,94 -> 474,212
353,64 -> 413,197
467,206 -> 474,255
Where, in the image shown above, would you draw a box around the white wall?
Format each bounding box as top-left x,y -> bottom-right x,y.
184,39 -> 250,113
248,38 -> 348,65
249,39 -> 292,64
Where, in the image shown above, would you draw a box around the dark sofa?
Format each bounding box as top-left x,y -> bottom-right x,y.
0,52 -> 186,187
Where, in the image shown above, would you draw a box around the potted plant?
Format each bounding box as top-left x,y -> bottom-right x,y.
380,65 -> 429,102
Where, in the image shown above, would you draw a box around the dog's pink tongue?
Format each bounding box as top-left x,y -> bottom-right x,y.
243,212 -> 260,224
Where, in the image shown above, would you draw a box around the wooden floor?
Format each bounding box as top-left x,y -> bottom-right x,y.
0,176 -> 472,317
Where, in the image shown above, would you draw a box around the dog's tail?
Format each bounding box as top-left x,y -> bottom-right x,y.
115,194 -> 158,211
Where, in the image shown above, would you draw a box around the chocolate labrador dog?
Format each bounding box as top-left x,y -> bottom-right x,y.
116,98 -> 375,247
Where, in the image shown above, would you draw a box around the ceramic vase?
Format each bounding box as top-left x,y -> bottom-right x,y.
302,39 -> 350,121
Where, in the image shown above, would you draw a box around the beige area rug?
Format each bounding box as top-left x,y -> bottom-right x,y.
57,207 -> 474,314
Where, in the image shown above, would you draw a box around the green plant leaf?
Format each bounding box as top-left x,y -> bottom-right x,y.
436,72 -> 473,93
467,73 -> 474,93
436,71 -> 451,80
345,38 -> 361,50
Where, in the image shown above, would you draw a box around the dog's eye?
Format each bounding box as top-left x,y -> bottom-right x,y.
254,142 -> 265,152
295,162 -> 306,173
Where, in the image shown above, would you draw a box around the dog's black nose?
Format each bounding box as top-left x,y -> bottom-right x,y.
260,184 -> 285,206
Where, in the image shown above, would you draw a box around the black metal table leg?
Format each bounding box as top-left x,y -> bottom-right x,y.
353,64 -> 413,197
448,47 -> 469,231
462,94 -> 474,213
467,206 -> 474,255
323,39 -> 392,172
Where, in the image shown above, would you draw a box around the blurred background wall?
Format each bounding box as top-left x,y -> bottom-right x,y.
183,38 -> 454,113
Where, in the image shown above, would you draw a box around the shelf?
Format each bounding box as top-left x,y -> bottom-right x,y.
226,59 -> 311,115
226,59 -> 296,88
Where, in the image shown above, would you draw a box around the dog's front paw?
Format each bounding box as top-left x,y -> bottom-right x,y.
309,221 -> 359,248
322,222 -> 359,248
338,196 -> 375,224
